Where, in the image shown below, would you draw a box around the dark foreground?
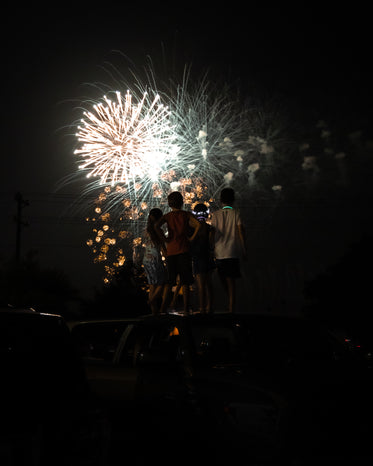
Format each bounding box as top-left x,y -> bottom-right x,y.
2,307 -> 373,465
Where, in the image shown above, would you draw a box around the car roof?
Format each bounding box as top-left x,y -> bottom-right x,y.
141,311 -> 306,319
0,306 -> 63,318
67,316 -> 142,330
66,311 -> 314,332
139,311 -> 311,325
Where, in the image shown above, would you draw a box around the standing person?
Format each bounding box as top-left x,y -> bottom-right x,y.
190,203 -> 215,313
142,208 -> 166,315
210,188 -> 247,313
155,191 -> 201,315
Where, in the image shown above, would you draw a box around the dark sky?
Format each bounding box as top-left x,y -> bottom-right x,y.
1,4 -> 372,298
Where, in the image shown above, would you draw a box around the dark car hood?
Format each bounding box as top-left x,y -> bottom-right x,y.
190,359 -> 373,405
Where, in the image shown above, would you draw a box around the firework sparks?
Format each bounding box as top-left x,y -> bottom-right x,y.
75,90 -> 178,189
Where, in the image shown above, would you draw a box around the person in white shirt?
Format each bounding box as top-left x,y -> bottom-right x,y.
210,188 -> 247,312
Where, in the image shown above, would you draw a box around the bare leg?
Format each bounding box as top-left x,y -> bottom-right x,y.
217,269 -> 229,311
170,279 -> 181,309
148,284 -> 155,302
150,301 -> 158,315
182,284 -> 190,315
226,277 -> 236,313
149,284 -> 164,303
217,268 -> 236,312
149,284 -> 164,315
206,273 -> 213,313
160,284 -> 170,314
148,284 -> 156,314
195,273 -> 206,312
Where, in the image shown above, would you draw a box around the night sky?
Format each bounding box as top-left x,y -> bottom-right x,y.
2,4 -> 372,300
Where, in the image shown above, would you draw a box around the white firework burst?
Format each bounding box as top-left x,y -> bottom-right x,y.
75,90 -> 178,191
166,77 -> 253,200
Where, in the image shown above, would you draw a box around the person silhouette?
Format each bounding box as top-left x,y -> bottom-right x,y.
142,208 -> 166,315
155,191 -> 200,315
210,188 -> 247,313
190,203 -> 215,313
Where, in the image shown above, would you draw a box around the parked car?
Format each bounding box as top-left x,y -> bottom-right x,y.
70,312 -> 373,464
1,307 -> 110,466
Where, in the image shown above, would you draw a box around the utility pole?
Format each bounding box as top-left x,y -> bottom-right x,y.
14,192 -> 29,263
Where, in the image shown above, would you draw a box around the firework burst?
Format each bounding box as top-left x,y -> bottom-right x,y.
75,89 -> 178,193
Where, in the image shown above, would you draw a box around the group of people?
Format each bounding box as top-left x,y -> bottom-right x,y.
142,187 -> 247,315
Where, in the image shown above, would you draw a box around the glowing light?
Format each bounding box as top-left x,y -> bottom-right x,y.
248,163 -> 260,173
75,90 -> 177,190
302,156 -> 319,171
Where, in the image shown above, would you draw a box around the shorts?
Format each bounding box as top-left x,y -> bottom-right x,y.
215,258 -> 241,279
166,252 -> 194,286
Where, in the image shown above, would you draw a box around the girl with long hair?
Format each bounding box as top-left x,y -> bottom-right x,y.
142,208 -> 166,314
